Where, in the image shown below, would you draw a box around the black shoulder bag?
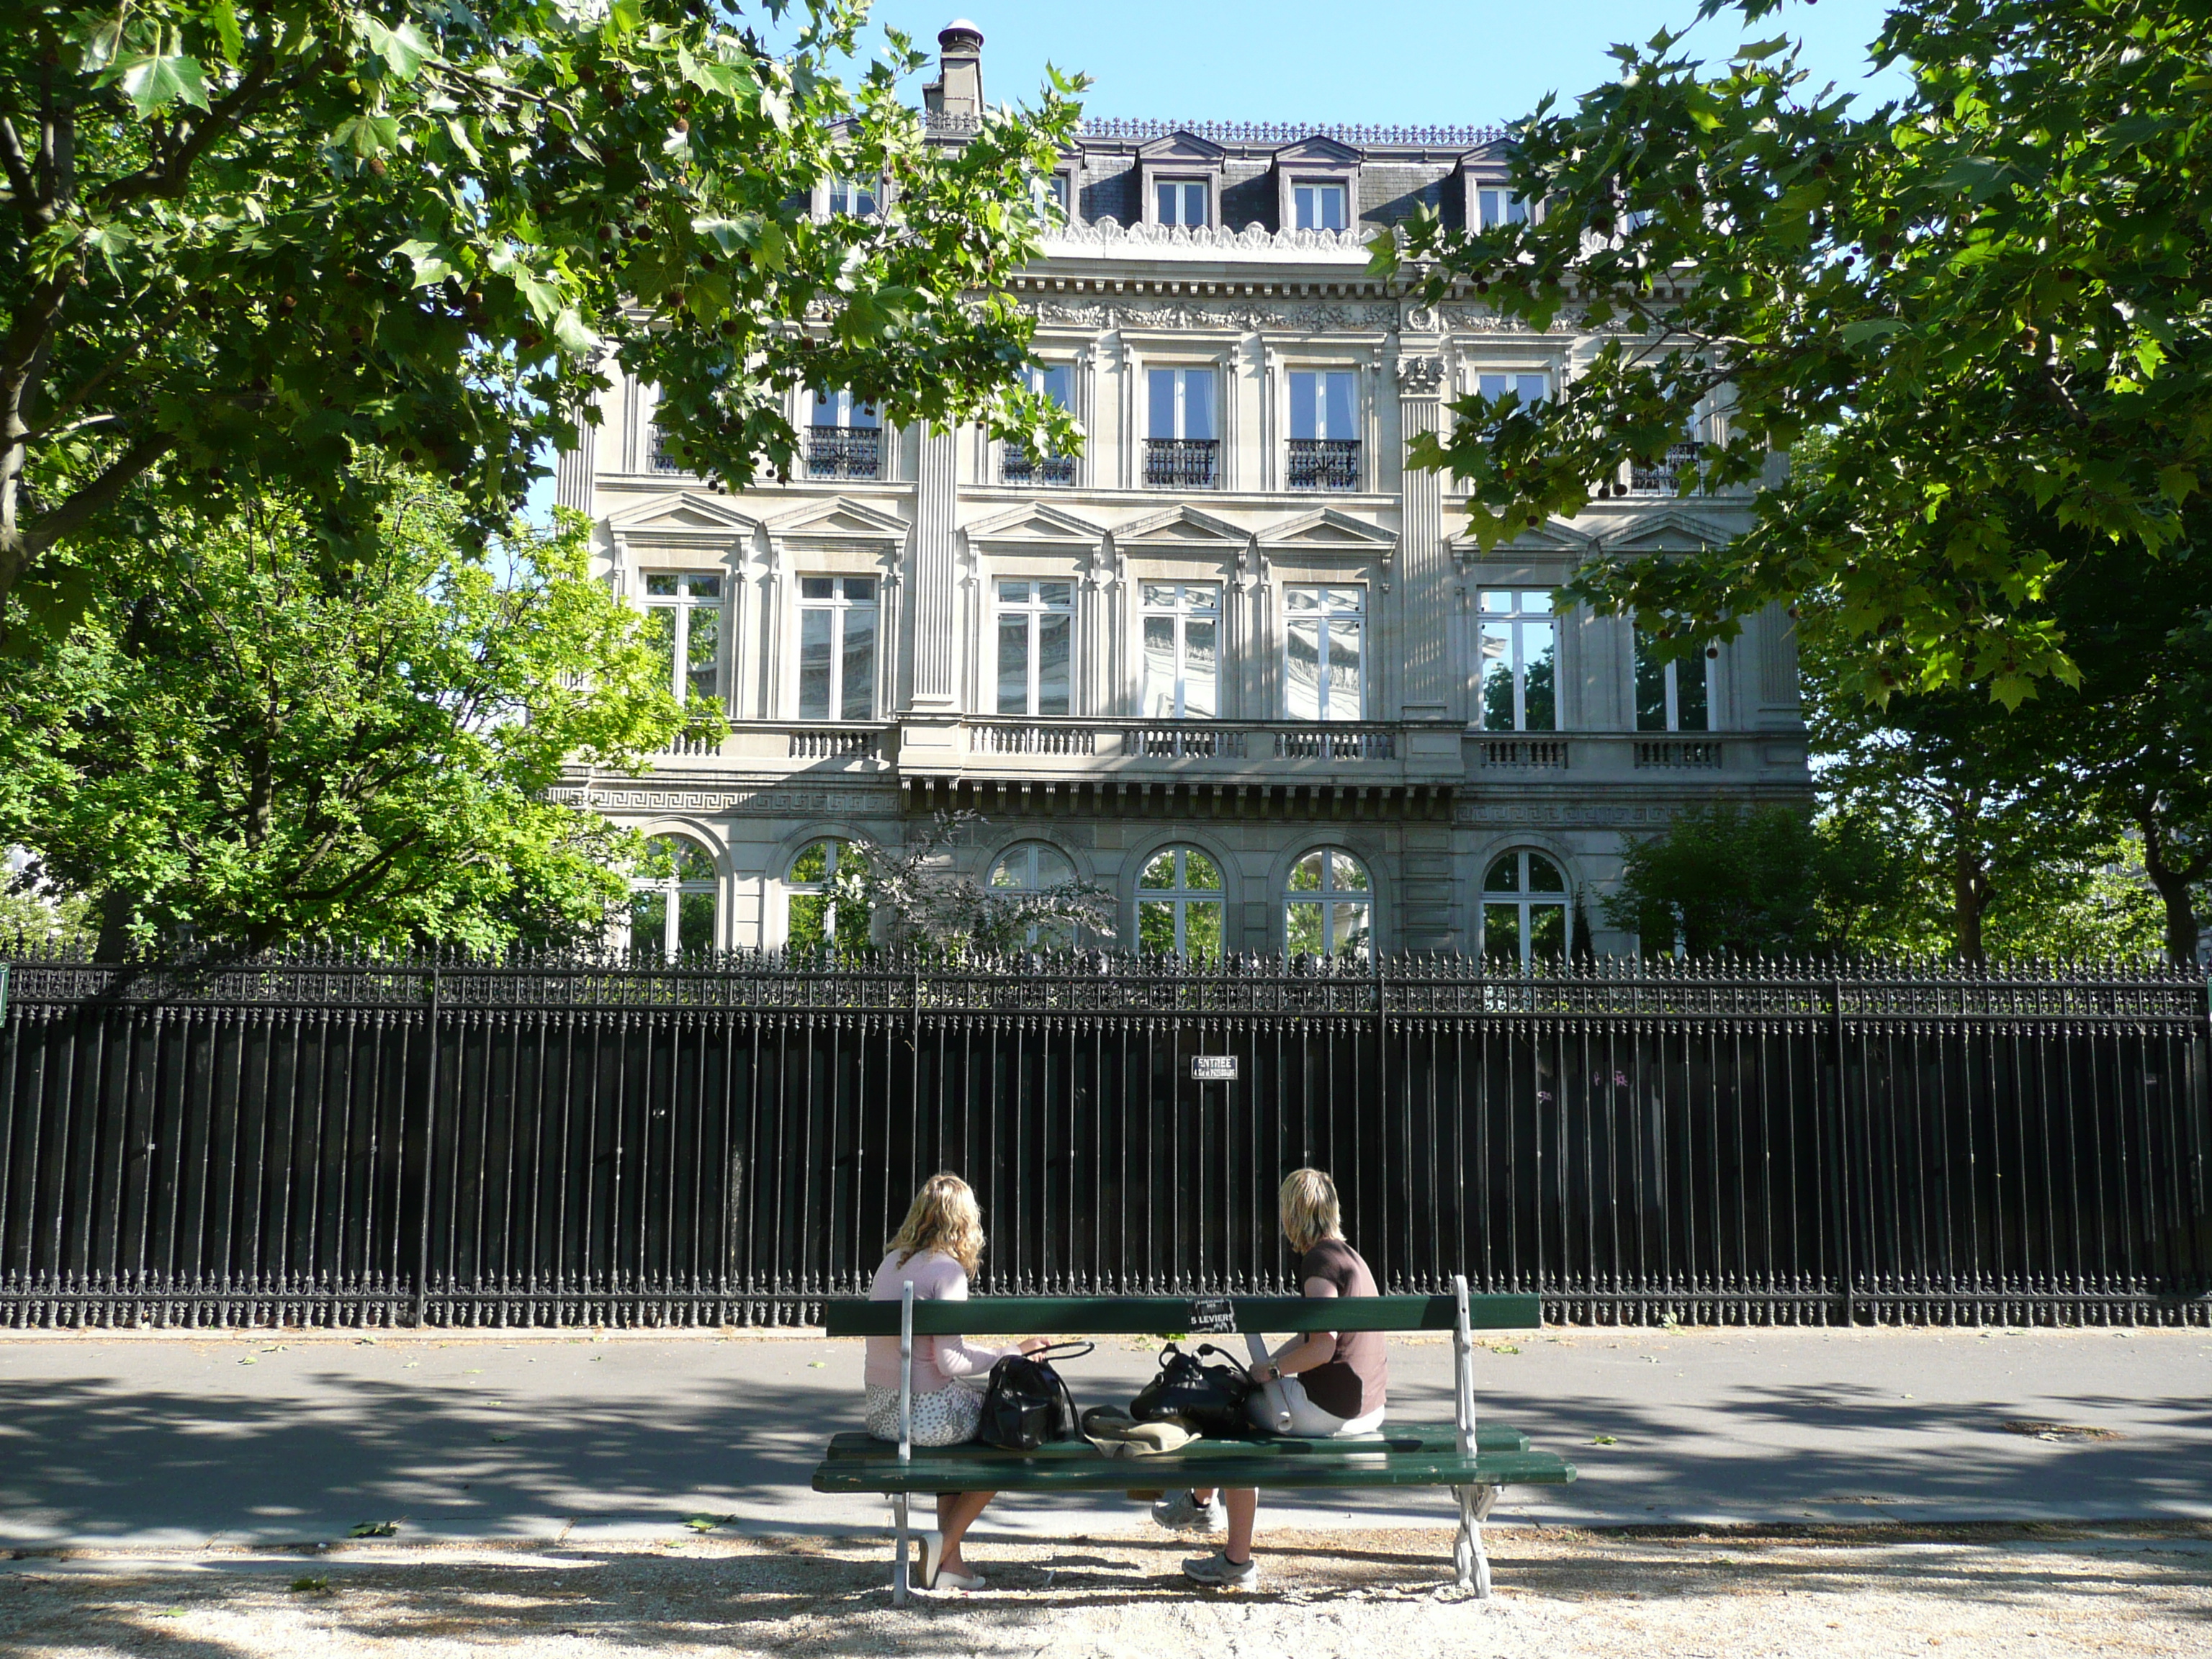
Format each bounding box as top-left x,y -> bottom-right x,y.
1129,1342 -> 1254,1438
977,1341 -> 1093,1452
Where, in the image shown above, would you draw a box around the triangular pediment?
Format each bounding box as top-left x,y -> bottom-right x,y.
1273,135 -> 1362,166
1449,516 -> 1596,556
965,501 -> 1109,544
1596,504 -> 1734,554
764,495 -> 910,542
1138,131 -> 1227,163
603,491 -> 761,536
1115,503 -> 1248,544
1457,140 -> 1511,168
1261,507 -> 1397,549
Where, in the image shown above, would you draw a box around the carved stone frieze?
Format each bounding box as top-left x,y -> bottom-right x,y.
557,786 -> 894,817
1395,355 -> 1447,393
1025,297 -> 1398,333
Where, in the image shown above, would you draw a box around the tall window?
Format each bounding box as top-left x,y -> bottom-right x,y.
1292,181 -> 1347,230
1475,187 -> 1529,230
1285,848 -> 1371,958
807,390 -> 879,480
989,842 -> 1078,948
1478,589 -> 1556,732
786,839 -> 871,951
1036,171 -> 1071,222
1146,366 -> 1219,488
1139,583 -> 1220,719
1285,586 -> 1364,721
995,579 -> 1074,716
796,576 -> 877,721
1475,372 -> 1547,408
1156,179 -> 1208,226
1004,363 -> 1075,485
1635,634 -> 1711,732
829,176 -> 879,217
1481,850 -> 1570,971
1289,369 -> 1359,490
630,835 -> 717,958
643,573 -> 721,704
1138,847 -> 1225,960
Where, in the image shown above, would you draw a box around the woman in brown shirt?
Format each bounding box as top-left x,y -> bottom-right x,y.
1167,1167 -> 1386,1588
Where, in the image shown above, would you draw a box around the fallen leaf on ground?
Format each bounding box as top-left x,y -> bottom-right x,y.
1592,1434 -> 1618,1446
2002,1420 -> 2123,1442
685,1514 -> 737,1532
349,1521 -> 400,1538
290,1577 -> 331,1594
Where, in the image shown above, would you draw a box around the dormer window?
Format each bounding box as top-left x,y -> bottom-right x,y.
1292,181 -> 1348,231
829,176 -> 880,218
1156,179 -> 1209,227
1475,187 -> 1529,230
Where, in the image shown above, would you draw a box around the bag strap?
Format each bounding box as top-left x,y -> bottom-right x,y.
1026,1339 -> 1095,1364
1195,1343 -> 1255,1381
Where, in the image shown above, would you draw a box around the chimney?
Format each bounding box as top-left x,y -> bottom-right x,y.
925,20 -> 985,119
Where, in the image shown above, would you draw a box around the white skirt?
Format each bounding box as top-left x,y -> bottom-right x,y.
864,1380 -> 984,1447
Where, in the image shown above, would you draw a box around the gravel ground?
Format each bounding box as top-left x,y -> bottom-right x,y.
3,1522 -> 2207,1658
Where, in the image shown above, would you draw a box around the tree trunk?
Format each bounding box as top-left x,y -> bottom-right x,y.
94,890 -> 135,963
1951,845 -> 1990,965
2137,827 -> 2204,965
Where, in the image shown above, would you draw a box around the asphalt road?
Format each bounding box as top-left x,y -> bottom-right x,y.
2,1324 -> 2206,1547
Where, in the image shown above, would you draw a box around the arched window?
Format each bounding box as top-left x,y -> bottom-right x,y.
1285,848 -> 1371,958
1481,850 -> 1571,971
1137,846 -> 1225,961
630,835 -> 717,958
989,842 -> 1078,948
786,839 -> 871,952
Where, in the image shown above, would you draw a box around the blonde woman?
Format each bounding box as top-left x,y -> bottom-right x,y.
1160,1167 -> 1388,1588
865,1172 -> 1049,1592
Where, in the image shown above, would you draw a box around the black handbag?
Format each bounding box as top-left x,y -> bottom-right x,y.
1129,1342 -> 1254,1438
977,1341 -> 1092,1452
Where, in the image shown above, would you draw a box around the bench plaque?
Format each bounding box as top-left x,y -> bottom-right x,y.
1189,1297 -> 1237,1333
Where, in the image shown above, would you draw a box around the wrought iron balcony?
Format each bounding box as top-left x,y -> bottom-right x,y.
806,425 -> 881,480
1287,439 -> 1360,490
1002,447 -> 1076,487
646,425 -> 685,473
1629,440 -> 1702,496
1143,438 -> 1220,488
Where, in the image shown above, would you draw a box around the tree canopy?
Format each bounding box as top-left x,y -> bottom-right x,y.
1372,0 -> 2212,707
3,0 -> 1082,637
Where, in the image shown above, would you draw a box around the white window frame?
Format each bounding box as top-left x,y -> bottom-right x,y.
1291,179 -> 1349,232
642,572 -> 724,705
1136,845 -> 1226,960
1635,633 -> 1713,733
1282,585 -> 1367,722
1474,371 -> 1549,408
994,578 -> 1076,717
795,575 -> 878,721
1138,582 -> 1222,719
785,838 -> 863,949
827,176 -> 881,218
1475,186 -> 1530,230
989,842 -> 1080,948
1147,367 -> 1218,440
1283,847 -> 1373,958
630,836 -> 719,959
1477,588 -> 1558,733
809,388 -> 879,431
1156,177 -> 1209,227
1480,849 -> 1573,973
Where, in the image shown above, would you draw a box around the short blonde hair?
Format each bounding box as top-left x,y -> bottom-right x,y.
889,1172 -> 986,1277
1279,1167 -> 1344,1254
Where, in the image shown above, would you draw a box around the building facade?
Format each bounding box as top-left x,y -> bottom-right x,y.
557,24 -> 1811,963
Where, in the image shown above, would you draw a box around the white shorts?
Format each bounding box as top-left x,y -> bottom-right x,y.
863,1380 -> 984,1447
1248,1375 -> 1385,1437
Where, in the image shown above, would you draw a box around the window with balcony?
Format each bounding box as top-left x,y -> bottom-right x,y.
1138,846 -> 1225,961
1478,589 -> 1556,732
1139,582 -> 1220,719
796,575 -> 877,721
1475,187 -> 1529,230
989,841 -> 1079,948
1146,367 -> 1218,487
1635,632 -> 1712,732
1002,363 -> 1076,486
645,422 -> 685,473
630,835 -> 718,959
829,176 -> 879,217
1475,372 -> 1548,409
1481,850 -> 1571,972
1288,369 -> 1359,490
643,572 -> 722,706
1285,848 -> 1371,958
786,839 -> 871,952
1156,178 -> 1208,226
1629,425 -> 1704,495
1292,180 -> 1348,231
806,390 -> 880,480
1285,585 -> 1364,721
995,579 -> 1074,716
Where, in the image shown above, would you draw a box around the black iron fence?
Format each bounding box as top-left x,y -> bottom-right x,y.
1,953 -> 2205,1331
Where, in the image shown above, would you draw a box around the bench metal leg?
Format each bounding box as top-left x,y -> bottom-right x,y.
1453,1483 -> 1497,1598
892,1493 -> 910,1605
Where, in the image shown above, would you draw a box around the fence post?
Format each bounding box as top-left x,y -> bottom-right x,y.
1831,975 -> 1856,1327
414,966 -> 440,1328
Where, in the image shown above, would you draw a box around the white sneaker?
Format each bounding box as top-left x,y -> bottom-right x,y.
1183,1549 -> 1260,1588
1151,1489 -> 1227,1533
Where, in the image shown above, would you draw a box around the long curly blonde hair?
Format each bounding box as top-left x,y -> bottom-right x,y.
889,1172 -> 986,1277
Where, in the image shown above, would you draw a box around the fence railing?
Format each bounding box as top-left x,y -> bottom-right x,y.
1,953 -> 2205,1331
1287,439 -> 1361,491
1143,439 -> 1220,488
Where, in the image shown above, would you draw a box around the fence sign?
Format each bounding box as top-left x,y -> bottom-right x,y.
1191,1055 -> 1238,1082
1189,1298 -> 1238,1334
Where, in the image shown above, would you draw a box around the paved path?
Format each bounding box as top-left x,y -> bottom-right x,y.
1,1325 -> 2206,1547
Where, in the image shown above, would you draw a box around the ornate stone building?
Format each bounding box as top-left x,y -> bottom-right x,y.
557,22 -> 1809,963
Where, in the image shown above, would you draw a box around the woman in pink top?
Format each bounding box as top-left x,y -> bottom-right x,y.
866,1172 -> 1048,1591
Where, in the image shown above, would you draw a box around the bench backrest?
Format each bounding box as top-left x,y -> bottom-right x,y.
822,1292 -> 1540,1338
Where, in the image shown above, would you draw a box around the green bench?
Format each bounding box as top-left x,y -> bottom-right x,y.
813,1278 -> 1575,1601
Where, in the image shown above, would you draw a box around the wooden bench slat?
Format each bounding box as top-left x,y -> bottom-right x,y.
811,1448 -> 1576,1495
822,1421 -> 1532,1460
822,1293 -> 1542,1337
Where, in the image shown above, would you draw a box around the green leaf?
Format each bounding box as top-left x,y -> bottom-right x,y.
363,19 -> 435,81
1840,318 -> 1904,348
207,0 -> 243,66
608,0 -> 643,34
332,114 -> 400,159
117,52 -> 210,117
1734,35 -> 1790,62
84,221 -> 136,277
397,238 -> 461,287
74,11 -> 128,72
552,307 -> 602,358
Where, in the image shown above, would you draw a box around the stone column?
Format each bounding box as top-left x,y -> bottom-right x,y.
909,427 -> 961,710
1394,349 -> 1449,721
